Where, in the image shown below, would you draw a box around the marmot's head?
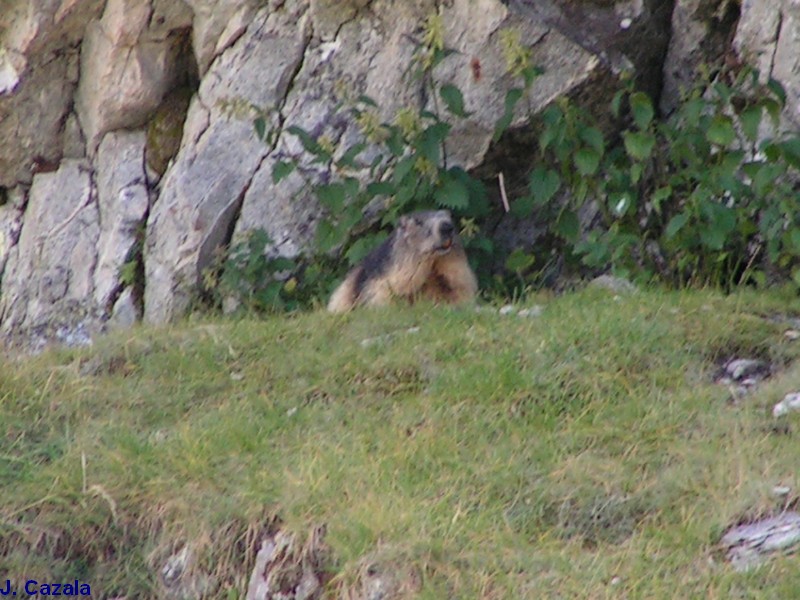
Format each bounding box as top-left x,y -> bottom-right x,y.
397,210 -> 457,256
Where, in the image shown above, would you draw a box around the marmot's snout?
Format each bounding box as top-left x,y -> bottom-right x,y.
436,217 -> 455,252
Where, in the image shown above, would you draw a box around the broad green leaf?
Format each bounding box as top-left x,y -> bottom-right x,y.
505,248 -> 535,272
336,142 -> 367,168
366,181 -> 395,198
574,147 -> 600,176
346,234 -> 385,266
393,156 -> 416,185
712,82 -> 732,104
740,105 -> 762,142
493,88 -> 524,142
779,138 -> 800,169
630,92 -> 654,130
342,177 -> 360,199
630,162 -> 643,184
316,219 -> 343,252
623,131 -> 655,160
255,281 -> 283,309
760,140 -> 781,162
789,228 -> 800,253
650,186 -> 672,213
253,117 -> 267,141
315,183 -> 346,212
665,212 -> 689,239
539,122 -> 560,155
272,160 -> 295,184
763,98 -> 782,126
681,97 -> 704,128
706,115 -> 735,146
435,173 -> 469,209
700,227 -> 726,251
511,194 -> 535,218
418,122 -> 451,162
579,127 -> 605,155
767,78 -> 787,106
269,256 -> 295,272
556,210 -> 579,241
386,126 -> 405,156
287,126 -> 322,155
440,84 -> 470,118
528,167 -> 561,205
707,203 -> 736,234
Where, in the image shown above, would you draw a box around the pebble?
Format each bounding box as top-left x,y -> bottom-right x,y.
773,392 -> 800,417
499,304 -> 516,316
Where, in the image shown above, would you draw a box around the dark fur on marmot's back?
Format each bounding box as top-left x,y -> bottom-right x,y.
327,210 -> 478,312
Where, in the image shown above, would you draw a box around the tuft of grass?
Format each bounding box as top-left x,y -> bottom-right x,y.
2,287 -> 800,597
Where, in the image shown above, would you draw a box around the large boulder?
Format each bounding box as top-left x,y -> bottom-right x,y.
75,0 -> 194,154
0,0 -> 104,187
0,161 -> 100,343
94,130 -> 150,309
735,0 -> 800,129
143,1 -> 312,323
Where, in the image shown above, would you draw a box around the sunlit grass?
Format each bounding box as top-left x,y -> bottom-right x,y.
2,287 -> 800,597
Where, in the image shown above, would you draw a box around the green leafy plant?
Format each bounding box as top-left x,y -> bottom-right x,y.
521,65 -> 800,288
230,19 -> 544,309
203,229 -> 315,313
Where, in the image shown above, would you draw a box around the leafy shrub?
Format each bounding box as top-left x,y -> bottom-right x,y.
213,18 -> 540,311
523,66 -> 800,288
212,18 -> 800,312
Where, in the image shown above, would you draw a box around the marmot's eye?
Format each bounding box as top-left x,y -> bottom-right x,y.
414,218 -> 423,226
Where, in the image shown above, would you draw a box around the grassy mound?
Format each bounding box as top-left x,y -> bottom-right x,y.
2,287 -> 800,597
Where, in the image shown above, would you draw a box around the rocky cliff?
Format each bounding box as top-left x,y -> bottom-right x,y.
0,0 -> 798,348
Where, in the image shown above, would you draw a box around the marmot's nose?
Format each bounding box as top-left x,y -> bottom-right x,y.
439,221 -> 454,237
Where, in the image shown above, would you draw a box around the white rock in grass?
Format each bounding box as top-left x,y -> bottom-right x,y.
722,512 -> 800,571
773,392 -> 800,417
499,304 -> 516,316
725,358 -> 769,382
517,305 -> 543,318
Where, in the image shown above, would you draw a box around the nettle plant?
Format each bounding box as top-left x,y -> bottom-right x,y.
212,17 -> 542,311
521,65 -> 800,288
214,16 -> 800,313
272,19 -> 544,280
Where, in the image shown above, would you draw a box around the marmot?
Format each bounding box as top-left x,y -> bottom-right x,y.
327,209 -> 478,313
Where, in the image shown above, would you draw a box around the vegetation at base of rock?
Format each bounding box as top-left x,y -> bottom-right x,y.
2,288 -> 800,597
212,17 -> 800,313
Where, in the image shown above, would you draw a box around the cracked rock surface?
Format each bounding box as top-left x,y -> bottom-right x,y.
1,0 -> 799,347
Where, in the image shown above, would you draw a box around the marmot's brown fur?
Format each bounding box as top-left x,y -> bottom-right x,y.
327,210 -> 478,313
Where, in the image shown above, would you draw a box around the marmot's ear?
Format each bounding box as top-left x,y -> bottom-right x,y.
398,215 -> 417,239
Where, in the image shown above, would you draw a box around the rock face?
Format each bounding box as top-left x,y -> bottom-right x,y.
0,161 -> 99,342
735,0 -> 800,129
144,3 -> 311,323
1,0 -> 799,345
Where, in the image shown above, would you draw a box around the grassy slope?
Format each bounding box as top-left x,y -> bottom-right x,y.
2,287 -> 800,598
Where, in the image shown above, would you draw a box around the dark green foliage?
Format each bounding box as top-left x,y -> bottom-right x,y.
530,66 -> 800,288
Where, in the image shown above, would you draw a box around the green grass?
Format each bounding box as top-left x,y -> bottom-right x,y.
2,287 -> 800,598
